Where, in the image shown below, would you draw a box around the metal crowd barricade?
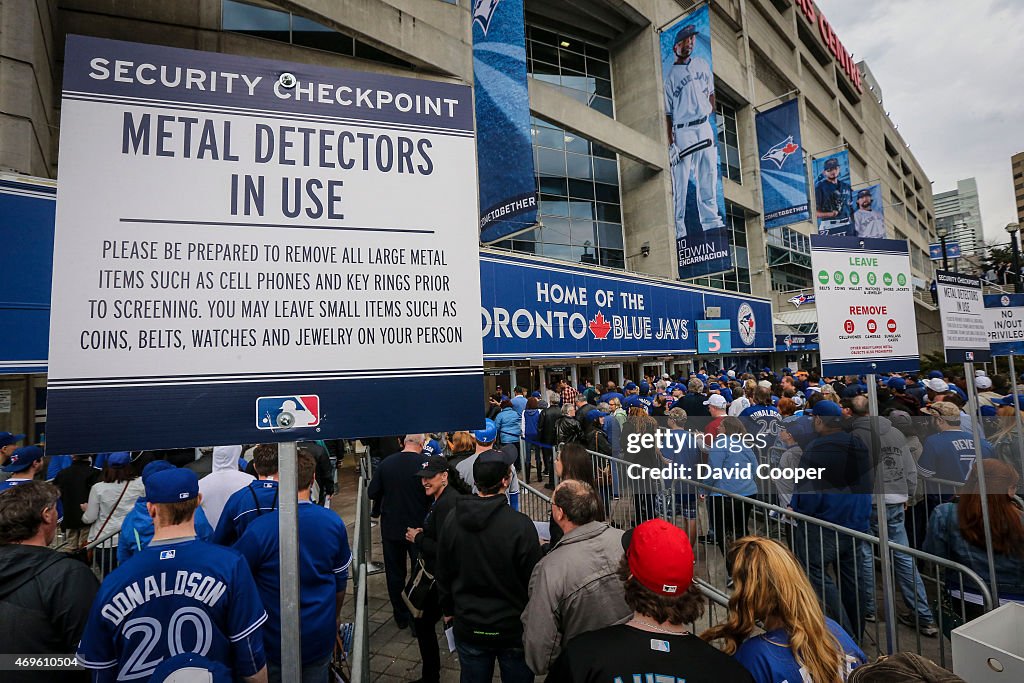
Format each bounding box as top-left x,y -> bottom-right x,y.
83,527 -> 121,580
567,446 -> 995,668
347,464 -> 372,681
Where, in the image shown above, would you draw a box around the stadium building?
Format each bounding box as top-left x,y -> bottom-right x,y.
0,0 -> 941,434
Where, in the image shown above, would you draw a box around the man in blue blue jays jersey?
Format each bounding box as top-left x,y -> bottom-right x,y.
234,450 -> 351,683
77,468 -> 268,682
213,444 -> 280,545
917,401 -> 995,494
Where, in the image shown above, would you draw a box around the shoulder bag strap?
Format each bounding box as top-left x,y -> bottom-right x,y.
90,481 -> 131,545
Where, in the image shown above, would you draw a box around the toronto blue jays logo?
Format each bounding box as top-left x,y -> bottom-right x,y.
761,135 -> 800,169
473,0 -> 502,36
787,293 -> 815,308
737,303 -> 757,346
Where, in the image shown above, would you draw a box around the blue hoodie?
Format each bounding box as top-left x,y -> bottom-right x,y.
791,431 -> 872,532
117,496 -> 214,563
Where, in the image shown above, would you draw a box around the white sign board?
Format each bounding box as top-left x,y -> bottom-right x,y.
0,389 -> 10,413
811,237 -> 919,375
46,36 -> 483,453
983,293 -> 1024,356
936,270 -> 991,363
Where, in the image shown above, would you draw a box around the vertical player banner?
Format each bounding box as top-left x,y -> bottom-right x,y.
812,150 -> 853,236
660,5 -> 732,279
811,236 -> 919,375
935,271 -> 991,363
0,177 -> 56,374
755,99 -> 810,229
474,0 -> 538,244
46,36 -> 484,453
850,183 -> 885,239
983,294 -> 1024,355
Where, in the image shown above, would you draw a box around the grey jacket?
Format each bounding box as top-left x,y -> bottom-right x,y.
521,521 -> 631,674
850,415 -> 917,505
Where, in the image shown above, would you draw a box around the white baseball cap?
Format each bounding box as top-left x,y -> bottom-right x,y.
975,376 -> 993,390
758,380 -> 773,389
727,370 -> 736,378
975,370 -> 988,377
924,378 -> 950,393
703,394 -> 728,408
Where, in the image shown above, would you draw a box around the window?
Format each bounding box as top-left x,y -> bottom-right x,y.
495,118 -> 625,269
768,226 -> 813,293
222,0 -> 409,67
685,202 -> 751,293
526,26 -> 614,118
717,100 -> 741,183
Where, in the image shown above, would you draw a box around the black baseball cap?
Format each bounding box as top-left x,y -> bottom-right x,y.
415,455 -> 449,477
857,189 -> 872,198
473,448 -> 518,489
824,158 -> 840,170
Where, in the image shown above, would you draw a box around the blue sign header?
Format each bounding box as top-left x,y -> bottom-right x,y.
480,251 -> 773,359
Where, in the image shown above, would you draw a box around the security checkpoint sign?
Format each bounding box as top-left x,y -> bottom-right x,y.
811,236 -> 919,375
983,293 -> 1024,356
935,271 -> 991,363
46,36 -> 483,453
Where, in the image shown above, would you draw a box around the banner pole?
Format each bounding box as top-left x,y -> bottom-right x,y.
278,441 -> 302,681
1009,355 -> 1024,480
866,373 -> 897,653
964,362 -> 1000,604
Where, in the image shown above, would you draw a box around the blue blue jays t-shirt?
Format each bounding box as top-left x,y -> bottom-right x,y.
734,617 -> 865,683
212,480 -> 279,545
233,501 -> 352,665
623,395 -> 653,413
0,478 -> 63,522
77,538 -> 267,681
917,430 -> 995,485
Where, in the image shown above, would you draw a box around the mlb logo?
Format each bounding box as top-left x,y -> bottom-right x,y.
662,584 -> 678,593
179,492 -> 189,500
159,549 -> 176,560
256,395 -> 320,430
965,352 -> 974,361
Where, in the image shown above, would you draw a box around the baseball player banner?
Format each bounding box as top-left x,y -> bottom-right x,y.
850,184 -> 885,239
660,6 -> 732,279
755,99 -> 810,229
474,0 -> 539,244
983,293 -> 1024,356
812,150 -> 853,235
775,334 -> 819,352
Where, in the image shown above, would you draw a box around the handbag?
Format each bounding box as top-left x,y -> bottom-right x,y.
401,558 -> 436,619
83,481 -> 131,564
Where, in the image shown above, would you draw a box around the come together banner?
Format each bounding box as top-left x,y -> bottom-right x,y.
474,0 -> 538,243
660,5 -> 732,278
812,150 -> 853,235
755,100 -> 809,229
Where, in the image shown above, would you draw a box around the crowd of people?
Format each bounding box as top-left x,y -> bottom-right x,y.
0,362 -> 1021,681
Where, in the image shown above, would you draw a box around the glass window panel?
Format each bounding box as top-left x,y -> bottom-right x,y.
600,249 -> 625,269
530,60 -> 561,77
585,43 -> 610,61
592,143 -> 617,160
542,217 -> 571,243
559,49 -> 586,73
354,41 -> 407,66
734,246 -> 749,268
586,57 -> 611,79
594,183 -> 620,204
577,246 -> 598,265
593,77 -> 612,98
494,239 -> 512,250
557,35 -> 585,54
596,202 -> 621,222
540,195 -> 570,217
223,0 -> 290,42
597,222 -> 624,249
534,125 -> 564,150
537,148 -> 566,176
511,240 -> 537,254
590,96 -> 614,117
593,158 -> 618,184
562,133 -> 589,155
571,220 -> 597,246
529,27 -> 558,46
539,176 -> 568,196
566,153 -> 593,181
532,43 -> 559,65
543,242 -> 574,262
559,73 -> 593,94
569,200 -> 594,219
292,15 -> 353,54
568,179 -> 595,200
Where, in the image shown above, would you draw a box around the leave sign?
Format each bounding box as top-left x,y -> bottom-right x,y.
46,37 -> 483,453
936,271 -> 990,363
811,237 -> 919,375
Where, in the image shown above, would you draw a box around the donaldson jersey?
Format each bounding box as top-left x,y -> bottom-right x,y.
622,394 -> 653,413
740,404 -> 782,441
664,57 -> 713,124
77,538 -> 267,681
211,480 -> 279,546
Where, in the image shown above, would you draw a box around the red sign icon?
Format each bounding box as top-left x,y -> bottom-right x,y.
887,319 -> 897,333
844,319 -> 855,334
867,319 -> 877,334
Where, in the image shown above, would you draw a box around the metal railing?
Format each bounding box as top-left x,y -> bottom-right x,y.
348,457 -> 372,682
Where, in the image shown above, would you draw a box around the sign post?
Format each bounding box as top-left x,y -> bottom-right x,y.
278,441 -> 300,681
983,293 -> 1024,475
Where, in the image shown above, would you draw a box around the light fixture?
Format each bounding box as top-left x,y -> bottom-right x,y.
1006,222 -> 1020,235
936,225 -> 948,238
560,40 -> 571,48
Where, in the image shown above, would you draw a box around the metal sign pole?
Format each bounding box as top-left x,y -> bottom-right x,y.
964,362 -> 1000,604
278,441 -> 301,681
866,374 -> 897,653
1009,355 -> 1024,478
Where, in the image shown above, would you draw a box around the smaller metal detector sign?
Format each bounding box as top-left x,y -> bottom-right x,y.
983,293 -> 1024,356
811,236 -> 919,375
936,270 -> 991,363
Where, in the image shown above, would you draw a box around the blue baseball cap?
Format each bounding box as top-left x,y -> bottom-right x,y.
146,468 -> 199,504
624,382 -> 638,391
887,377 -> 906,391
949,385 -> 967,401
422,439 -> 444,457
696,374 -> 708,382
709,382 -> 721,391
107,451 -> 132,468
674,24 -> 697,44
928,370 -> 944,379
472,419 -> 497,444
996,394 -> 1024,409
142,460 -> 175,484
530,391 -> 542,398
782,416 -> 816,448
584,410 -> 608,423
638,381 -> 650,396
0,432 -> 25,448
811,400 -> 843,417
2,446 -> 43,473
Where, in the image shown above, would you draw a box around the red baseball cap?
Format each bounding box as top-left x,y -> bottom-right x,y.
622,519 -> 694,596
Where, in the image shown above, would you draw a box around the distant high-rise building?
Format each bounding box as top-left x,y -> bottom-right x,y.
933,178 -> 984,257
1012,152 -> 1024,225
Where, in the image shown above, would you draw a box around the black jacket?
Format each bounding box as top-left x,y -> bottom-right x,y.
53,461 -> 99,530
368,450 -> 431,541
436,495 -> 541,647
298,441 -> 335,497
412,485 -> 462,575
680,392 -> 710,417
0,545 -> 98,682
540,405 -> 562,447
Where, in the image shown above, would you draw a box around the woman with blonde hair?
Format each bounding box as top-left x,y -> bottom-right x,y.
702,536 -> 865,682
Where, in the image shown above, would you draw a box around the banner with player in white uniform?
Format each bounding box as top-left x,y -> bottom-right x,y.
660,6 -> 732,279
812,150 -> 853,235
851,184 -> 885,239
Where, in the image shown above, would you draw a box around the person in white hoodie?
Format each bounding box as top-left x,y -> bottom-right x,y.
199,445 -> 254,529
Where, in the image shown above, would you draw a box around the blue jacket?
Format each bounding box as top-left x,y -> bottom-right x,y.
117,496 -> 214,563
494,407 -> 521,444
792,431 -> 872,531
522,409 -> 544,445
603,415 -> 622,457
707,445 -> 759,496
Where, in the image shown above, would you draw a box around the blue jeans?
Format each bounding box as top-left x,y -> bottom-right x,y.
268,656 -> 331,683
860,504 -> 935,623
455,639 -> 533,683
794,522 -> 866,638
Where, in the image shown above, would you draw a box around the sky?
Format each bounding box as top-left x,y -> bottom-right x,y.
817,0 -> 1024,246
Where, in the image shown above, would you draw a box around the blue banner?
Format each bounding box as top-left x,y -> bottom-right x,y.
756,100 -> 809,229
812,150 -> 853,235
660,6 -> 732,278
929,241 -> 962,260
474,0 -> 538,243
851,184 -> 885,238
480,251 -> 773,359
0,179 -> 55,374
775,334 -> 819,352
983,293 -> 1024,356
